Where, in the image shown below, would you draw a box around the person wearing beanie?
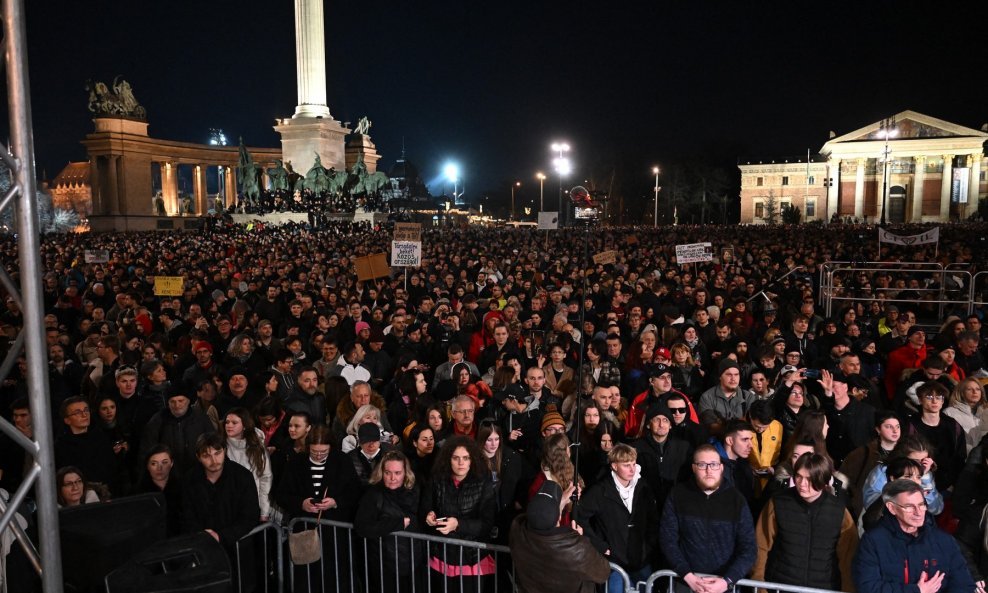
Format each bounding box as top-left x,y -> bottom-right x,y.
139,390 -> 216,476
884,325 -> 930,401
540,407 -> 566,438
509,479 -> 610,593
698,358 -> 755,421
633,402 -> 692,511
181,339 -> 225,395
626,363 -> 698,439
348,423 -> 390,487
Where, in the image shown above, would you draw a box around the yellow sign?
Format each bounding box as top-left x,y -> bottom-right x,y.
154,276 -> 185,296
592,250 -> 619,265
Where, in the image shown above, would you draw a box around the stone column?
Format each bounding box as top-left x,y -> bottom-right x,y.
293,0 -> 331,118
826,159 -> 840,221
106,155 -> 120,215
967,153 -> 982,218
940,154 -> 954,220
89,157 -> 103,215
193,165 -> 207,214
911,156 -> 925,222
854,158 -> 865,219
162,161 -> 179,215
224,166 -> 237,207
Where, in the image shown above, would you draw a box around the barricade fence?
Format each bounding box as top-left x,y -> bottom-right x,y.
233,519 -> 841,593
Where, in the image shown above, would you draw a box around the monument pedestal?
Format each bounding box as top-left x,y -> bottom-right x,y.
345,134 -> 381,173
274,116 -> 348,175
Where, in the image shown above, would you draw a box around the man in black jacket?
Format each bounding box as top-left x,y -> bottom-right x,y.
660,444 -> 756,593
575,443 -> 660,592
634,403 -> 692,511
181,433 -> 259,561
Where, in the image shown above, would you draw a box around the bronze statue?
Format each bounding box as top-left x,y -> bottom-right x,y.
267,159 -> 290,192
237,138 -> 261,209
353,116 -> 372,136
85,77 -> 146,120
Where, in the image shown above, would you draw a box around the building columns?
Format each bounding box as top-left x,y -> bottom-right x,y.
161,161 -> 179,215
193,164 -> 207,214
293,0 -> 331,118
826,159 -> 840,221
854,158 -> 865,219
224,166 -> 237,208
967,153 -> 982,219
106,155 -> 120,215
940,154 -> 954,220
911,156 -> 925,221
90,157 -> 102,214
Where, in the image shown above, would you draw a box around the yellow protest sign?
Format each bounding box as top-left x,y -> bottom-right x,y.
154,276 -> 185,296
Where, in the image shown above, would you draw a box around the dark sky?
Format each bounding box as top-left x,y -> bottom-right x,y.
12,1 -> 988,210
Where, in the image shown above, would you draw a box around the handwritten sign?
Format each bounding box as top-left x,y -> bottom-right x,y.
84,249 -> 110,264
153,276 -> 184,296
354,253 -> 390,281
592,250 -> 619,265
391,241 -> 422,267
675,242 -> 714,264
393,222 -> 422,242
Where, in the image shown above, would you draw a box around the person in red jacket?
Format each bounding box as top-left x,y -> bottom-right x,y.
626,364 -> 698,439
885,326 -> 929,401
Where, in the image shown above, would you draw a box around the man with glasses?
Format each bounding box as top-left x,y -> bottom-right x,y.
450,395 -> 478,438
627,363 -> 693,439
660,444 -> 755,593
894,357 -> 950,414
55,396 -> 117,494
904,381 -> 966,491
668,392 -> 707,449
854,479 -> 975,593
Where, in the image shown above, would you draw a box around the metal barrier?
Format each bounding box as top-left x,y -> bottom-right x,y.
820,263 -> 975,320
644,569 -> 679,593
607,562 -> 634,593
642,571 -> 843,593
287,517 -> 516,593
735,578 -> 843,593
973,271 -> 988,313
235,521 -> 285,593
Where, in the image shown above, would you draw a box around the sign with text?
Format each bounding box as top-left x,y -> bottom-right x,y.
592,250 -> 619,265
153,276 -> 184,296
675,242 -> 714,264
393,222 -> 422,242
391,241 -> 423,267
84,249 -> 110,264
878,227 -> 939,246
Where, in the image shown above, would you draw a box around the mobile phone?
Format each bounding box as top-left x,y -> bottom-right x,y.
803,369 -> 822,380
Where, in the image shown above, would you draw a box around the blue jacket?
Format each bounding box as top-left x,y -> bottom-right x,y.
854,512 -> 974,593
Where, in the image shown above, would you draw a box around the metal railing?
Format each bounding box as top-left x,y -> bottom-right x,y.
642,570 -> 843,593
235,521 -> 285,593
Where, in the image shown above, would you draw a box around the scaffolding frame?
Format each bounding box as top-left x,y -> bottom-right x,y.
1,0 -> 65,590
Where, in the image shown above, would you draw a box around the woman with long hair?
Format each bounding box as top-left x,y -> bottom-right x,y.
57,466 -> 100,507
222,407 -> 272,522
542,343 -> 575,399
576,402 -> 615,487
669,342 -> 704,401
583,339 -> 621,390
774,382 -> 811,442
423,436 -> 497,593
354,451 -> 422,593
944,377 -> 988,452
134,445 -> 182,535
477,423 -> 524,541
404,423 -> 437,482
388,368 -> 429,437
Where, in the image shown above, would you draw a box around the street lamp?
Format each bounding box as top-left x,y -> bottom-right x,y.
443,162 -> 460,201
510,181 -> 521,220
652,166 -> 661,226
551,142 -> 571,224
536,172 -> 546,211
878,116 -> 897,226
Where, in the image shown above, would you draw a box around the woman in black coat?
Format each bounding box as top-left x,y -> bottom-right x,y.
354,451 -> 423,593
421,435 -> 498,593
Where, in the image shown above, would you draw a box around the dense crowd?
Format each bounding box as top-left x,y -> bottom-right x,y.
2,220 -> 988,592
236,189 -> 390,217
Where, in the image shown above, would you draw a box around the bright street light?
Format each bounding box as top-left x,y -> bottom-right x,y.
511,181 -> 521,220
536,172 -> 546,211
551,142 -> 571,224
652,166 -> 661,227
443,162 -> 460,200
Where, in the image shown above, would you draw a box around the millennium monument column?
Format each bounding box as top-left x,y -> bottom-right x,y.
274,0 -> 349,174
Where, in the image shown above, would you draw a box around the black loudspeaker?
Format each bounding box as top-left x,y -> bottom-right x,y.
60,492 -> 168,593
104,532 -> 232,593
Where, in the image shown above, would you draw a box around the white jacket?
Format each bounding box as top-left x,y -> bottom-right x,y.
226,428 -> 273,519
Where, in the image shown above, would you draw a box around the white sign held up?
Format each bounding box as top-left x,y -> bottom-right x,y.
675,242 -> 714,264
391,241 -> 422,267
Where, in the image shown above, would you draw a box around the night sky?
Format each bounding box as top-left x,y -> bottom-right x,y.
10,1 -> 988,214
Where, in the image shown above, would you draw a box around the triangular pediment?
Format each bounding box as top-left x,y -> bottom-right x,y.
827,110 -> 988,144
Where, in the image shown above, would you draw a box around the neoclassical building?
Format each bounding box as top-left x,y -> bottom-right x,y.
739,110 -> 987,223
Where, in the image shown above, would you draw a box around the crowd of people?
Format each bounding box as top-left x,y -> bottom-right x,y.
235,188 -> 390,217
2,219 -> 988,592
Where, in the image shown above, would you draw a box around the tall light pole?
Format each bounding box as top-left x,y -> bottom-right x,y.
878,116 -> 897,226
443,162 -> 460,201
536,172 -> 545,211
652,166 -> 661,226
510,181 -> 520,220
551,142 -> 571,224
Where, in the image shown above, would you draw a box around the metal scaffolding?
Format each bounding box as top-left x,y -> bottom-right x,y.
1,0 -> 65,590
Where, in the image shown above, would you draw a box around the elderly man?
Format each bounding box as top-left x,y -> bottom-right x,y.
854,479 -> 975,593
333,380 -> 391,444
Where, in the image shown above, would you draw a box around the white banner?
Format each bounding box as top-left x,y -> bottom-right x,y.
675,242 -> 714,264
391,241 -> 422,267
878,227 -> 939,246
952,168 -> 969,204
537,212 -> 559,230
84,249 -> 110,264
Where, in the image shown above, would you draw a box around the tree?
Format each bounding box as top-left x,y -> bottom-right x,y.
763,191 -> 779,225
781,202 -> 802,225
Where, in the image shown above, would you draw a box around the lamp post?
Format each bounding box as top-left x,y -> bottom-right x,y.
536,172 -> 545,211
510,181 -> 520,221
551,142 -> 571,224
878,116 -> 897,226
443,162 -> 460,202
652,166 -> 661,226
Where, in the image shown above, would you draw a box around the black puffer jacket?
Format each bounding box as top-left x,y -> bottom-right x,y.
421,473 -> 497,564
354,483 -> 422,577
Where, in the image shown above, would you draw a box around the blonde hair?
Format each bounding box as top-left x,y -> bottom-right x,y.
608,443 -> 637,464
368,450 -> 416,489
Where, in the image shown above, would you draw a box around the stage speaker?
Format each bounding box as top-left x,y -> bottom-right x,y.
104,531 -> 232,593
60,492 -> 168,593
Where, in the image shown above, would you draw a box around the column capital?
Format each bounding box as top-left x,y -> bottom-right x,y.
913,155 -> 926,164
856,158 -> 866,166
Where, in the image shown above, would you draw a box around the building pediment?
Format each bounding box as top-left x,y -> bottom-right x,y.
821,110 -> 988,155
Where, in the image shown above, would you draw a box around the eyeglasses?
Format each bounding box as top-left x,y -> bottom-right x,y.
693,462 -> 722,470
890,501 -> 927,513
66,408 -> 90,417
452,409 -> 475,416
922,394 -> 945,401
668,407 -> 687,414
